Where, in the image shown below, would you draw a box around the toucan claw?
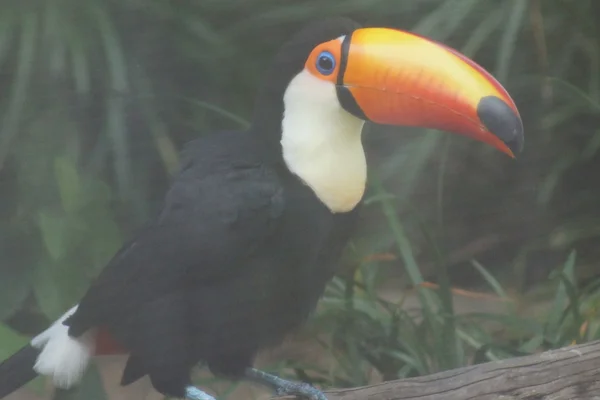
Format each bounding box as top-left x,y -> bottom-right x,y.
245,368 -> 328,400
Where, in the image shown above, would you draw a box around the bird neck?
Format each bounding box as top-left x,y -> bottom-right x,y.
280,71 -> 366,213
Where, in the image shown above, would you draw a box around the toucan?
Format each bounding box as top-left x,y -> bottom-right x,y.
0,17 -> 523,400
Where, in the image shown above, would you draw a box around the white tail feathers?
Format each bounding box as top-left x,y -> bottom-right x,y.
30,305 -> 96,389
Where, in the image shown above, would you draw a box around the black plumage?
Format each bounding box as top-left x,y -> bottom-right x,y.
64,18 -> 362,397
0,345 -> 40,399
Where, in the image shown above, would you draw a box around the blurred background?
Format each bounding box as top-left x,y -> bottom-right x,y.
1,0 -> 600,399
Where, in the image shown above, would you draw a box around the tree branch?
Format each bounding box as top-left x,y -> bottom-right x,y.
296,340 -> 600,400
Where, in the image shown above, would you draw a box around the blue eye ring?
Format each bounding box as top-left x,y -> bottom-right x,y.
315,51 -> 336,75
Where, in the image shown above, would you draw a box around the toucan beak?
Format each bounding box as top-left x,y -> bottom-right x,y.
338,27 -> 524,157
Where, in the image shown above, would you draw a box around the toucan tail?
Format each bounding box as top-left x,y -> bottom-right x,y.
0,344 -> 40,399
0,305 -> 97,399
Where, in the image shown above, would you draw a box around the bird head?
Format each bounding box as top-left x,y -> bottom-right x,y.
256,17 -> 523,158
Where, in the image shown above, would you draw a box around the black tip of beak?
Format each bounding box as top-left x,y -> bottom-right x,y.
477,96 -> 524,155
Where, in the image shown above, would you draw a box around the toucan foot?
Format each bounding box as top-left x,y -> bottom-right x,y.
185,386 -> 216,400
244,368 -> 327,400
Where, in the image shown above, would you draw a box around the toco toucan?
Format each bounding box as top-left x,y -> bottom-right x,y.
0,17 -> 523,400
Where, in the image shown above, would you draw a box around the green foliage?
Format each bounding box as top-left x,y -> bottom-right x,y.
33,156 -> 122,319
0,325 -> 28,362
277,237 -> 600,390
0,0 -> 599,397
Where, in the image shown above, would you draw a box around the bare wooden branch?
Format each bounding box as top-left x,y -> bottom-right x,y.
294,340 -> 600,400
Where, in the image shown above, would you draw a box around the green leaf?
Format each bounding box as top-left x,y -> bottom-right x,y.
0,262 -> 32,321
32,260 -> 66,320
187,99 -> 250,128
0,8 -> 15,67
0,324 -> 29,361
519,335 -> 545,354
67,32 -> 92,94
88,215 -> 122,272
91,3 -> 133,203
37,210 -> 67,261
0,230 -> 37,320
547,77 -> 600,112
494,0 -> 527,81
0,11 -> 37,169
33,252 -> 95,320
545,250 -> 577,343
54,157 -> 82,215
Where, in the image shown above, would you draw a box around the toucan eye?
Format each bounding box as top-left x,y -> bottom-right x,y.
315,51 -> 336,75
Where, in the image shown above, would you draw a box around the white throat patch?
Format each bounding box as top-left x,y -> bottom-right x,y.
281,70 -> 366,213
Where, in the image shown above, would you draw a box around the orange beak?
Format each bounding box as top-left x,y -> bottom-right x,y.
337,27 -> 523,157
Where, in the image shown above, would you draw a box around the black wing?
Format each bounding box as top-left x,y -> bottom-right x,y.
65,136 -> 285,338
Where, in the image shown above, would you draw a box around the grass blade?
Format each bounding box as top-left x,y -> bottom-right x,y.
495,0 -> 528,81
0,11 -> 37,170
